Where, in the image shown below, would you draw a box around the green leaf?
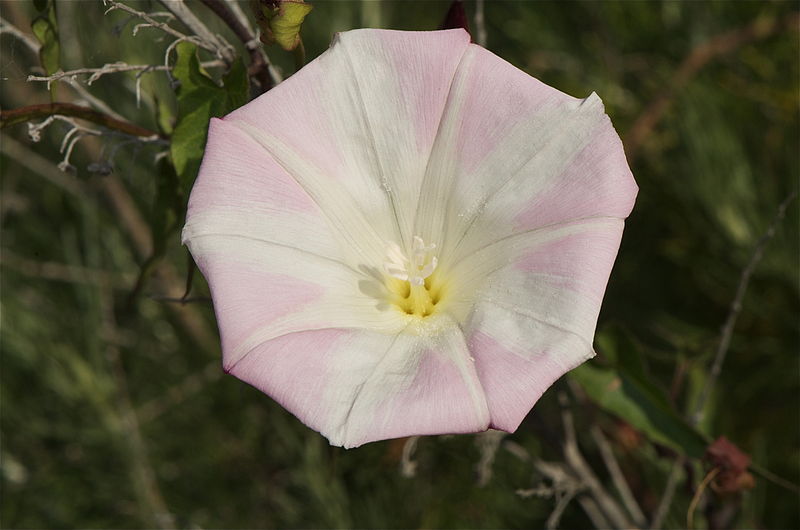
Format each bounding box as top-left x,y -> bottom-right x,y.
222,57 -> 249,110
254,0 -> 313,51
571,364 -> 708,458
571,326 -> 709,458
170,42 -> 250,190
31,0 -> 60,100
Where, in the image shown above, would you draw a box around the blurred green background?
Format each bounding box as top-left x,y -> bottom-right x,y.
1,1 -> 798,528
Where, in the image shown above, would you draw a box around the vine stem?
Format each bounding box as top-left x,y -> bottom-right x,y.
691,189 -> 798,425
650,190 -> 798,529
198,0 -> 277,90
1,102 -> 164,139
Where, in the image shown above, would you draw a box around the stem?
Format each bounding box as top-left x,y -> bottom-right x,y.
650,459 -> 684,529
691,190 -> 798,426
590,426 -> 647,527
687,467 -> 721,529
1,102 -> 164,139
651,190 -> 798,529
197,0 -> 275,90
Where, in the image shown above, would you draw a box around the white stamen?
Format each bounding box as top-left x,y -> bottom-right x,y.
384,236 -> 439,285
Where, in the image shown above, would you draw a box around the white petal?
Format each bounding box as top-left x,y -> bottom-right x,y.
228,317 -> 490,448
224,28 -> 471,261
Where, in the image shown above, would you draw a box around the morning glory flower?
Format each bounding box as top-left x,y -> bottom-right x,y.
182,28 -> 637,448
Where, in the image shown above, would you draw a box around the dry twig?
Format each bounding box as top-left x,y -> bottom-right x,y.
157,0 -> 235,62
0,15 -> 39,53
691,190 -> 798,425
1,102 -> 163,139
591,425 -> 647,527
198,0 -> 278,90
559,393 -> 634,529
650,190 -> 797,529
475,430 -> 507,486
103,0 -> 218,55
399,436 -> 420,478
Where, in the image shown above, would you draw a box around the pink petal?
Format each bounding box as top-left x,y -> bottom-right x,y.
229,321 -> 489,448
460,220 -> 625,431
224,28 -> 472,251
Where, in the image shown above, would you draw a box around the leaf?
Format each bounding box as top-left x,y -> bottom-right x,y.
254,0 -> 313,51
571,326 -> 709,458
31,0 -> 60,100
170,42 -> 249,190
221,56 -> 249,110
571,364 -> 708,458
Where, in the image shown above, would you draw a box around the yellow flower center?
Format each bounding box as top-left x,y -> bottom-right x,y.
383,236 -> 444,318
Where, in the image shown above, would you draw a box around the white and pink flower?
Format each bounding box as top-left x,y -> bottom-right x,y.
182,28 -> 637,448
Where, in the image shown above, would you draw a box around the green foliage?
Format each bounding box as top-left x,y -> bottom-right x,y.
31,0 -> 60,100
253,0 -> 314,51
570,338 -> 708,458
170,42 -> 248,190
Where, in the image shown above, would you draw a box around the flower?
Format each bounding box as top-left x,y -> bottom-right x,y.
182,28 -> 637,448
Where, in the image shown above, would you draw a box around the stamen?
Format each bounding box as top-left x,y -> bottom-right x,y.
384,236 -> 438,286
382,236 -> 444,318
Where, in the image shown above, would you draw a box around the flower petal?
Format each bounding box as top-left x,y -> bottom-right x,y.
459,219 -> 626,431
413,44 -> 637,265
228,318 -> 490,448
224,28 -> 471,260
183,118 -> 406,369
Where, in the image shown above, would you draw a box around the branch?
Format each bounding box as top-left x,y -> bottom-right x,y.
651,190 -> 797,529
1,103 -> 163,139
399,436 -> 420,478
590,425 -> 647,527
559,393 -> 634,529
198,0 -> 276,90
157,0 -> 235,63
626,12 -> 800,161
103,0 -> 218,55
650,460 -> 684,529
475,430 -> 506,486
0,15 -> 39,54
29,63 -> 170,86
692,189 -> 798,425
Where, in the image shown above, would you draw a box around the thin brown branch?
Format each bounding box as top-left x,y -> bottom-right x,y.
650,458 -> 683,529
104,0 -> 217,55
651,190 -> 797,529
626,12 -> 800,161
198,0 -> 274,90
692,189 -> 798,425
687,467 -> 721,529
156,0 -> 235,62
1,103 -> 164,139
590,425 -> 647,527
559,393 -> 634,529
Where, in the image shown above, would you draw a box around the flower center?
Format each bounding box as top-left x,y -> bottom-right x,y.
383,236 -> 443,318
